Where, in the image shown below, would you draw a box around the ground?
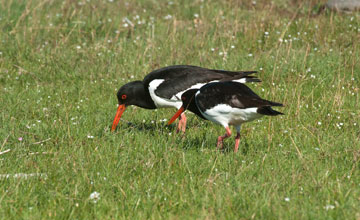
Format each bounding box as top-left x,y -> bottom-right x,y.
0,0 -> 359,219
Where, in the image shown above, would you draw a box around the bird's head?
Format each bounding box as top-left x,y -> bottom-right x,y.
111,81 -> 144,131
168,89 -> 198,125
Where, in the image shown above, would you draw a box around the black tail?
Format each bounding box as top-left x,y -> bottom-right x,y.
216,70 -> 261,83
257,106 -> 284,116
242,76 -> 261,83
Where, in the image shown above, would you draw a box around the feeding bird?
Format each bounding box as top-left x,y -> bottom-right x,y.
168,81 -> 284,152
111,65 -> 260,132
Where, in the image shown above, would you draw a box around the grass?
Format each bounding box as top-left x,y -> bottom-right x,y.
0,0 -> 359,219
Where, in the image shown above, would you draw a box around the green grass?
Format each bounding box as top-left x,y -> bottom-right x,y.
1,0 -> 359,219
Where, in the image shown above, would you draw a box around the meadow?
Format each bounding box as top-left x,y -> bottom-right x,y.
0,0 -> 359,219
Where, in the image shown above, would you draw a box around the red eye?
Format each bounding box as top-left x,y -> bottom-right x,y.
122,95 -> 127,100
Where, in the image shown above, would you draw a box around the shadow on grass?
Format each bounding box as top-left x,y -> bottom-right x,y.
179,133 -> 251,155
111,121 -> 172,135
110,121 -> 253,155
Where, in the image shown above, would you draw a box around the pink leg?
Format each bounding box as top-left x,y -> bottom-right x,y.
217,126 -> 232,149
176,113 -> 187,133
234,132 -> 241,153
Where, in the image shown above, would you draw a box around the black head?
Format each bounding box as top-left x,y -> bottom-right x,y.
116,81 -> 156,109
116,81 -> 142,106
180,89 -> 199,111
112,80 -> 156,131
168,88 -> 205,125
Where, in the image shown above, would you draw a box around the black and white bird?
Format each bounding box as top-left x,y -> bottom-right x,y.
168,81 -> 284,152
111,65 -> 260,132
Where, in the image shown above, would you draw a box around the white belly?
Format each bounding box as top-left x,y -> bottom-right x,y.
200,104 -> 263,127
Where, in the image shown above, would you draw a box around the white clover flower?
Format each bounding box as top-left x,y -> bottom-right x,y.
164,14 -> 172,20
89,191 -> 100,203
324,204 -> 335,210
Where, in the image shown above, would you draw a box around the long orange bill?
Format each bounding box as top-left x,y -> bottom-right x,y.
168,107 -> 185,125
111,104 -> 126,131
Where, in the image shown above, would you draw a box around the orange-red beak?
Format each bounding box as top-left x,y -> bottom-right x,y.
111,104 -> 126,131
168,107 -> 185,125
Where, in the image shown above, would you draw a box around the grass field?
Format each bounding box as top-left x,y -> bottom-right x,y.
1,0 -> 359,219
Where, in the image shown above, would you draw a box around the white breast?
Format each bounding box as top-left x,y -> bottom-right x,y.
148,79 -> 182,109
199,104 -> 263,128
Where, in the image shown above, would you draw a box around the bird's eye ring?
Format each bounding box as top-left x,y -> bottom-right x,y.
122,95 -> 127,100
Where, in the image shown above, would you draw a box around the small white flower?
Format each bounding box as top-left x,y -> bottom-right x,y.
284,197 -> 290,202
211,48 -> 215,52
194,13 -> 199,18
317,122 -> 322,125
76,46 -> 81,49
89,191 -> 100,203
324,204 -> 335,210
87,135 -> 94,139
248,53 -> 253,57
315,147 -> 320,151
264,31 -> 269,35
164,14 -> 172,20
231,45 -> 235,49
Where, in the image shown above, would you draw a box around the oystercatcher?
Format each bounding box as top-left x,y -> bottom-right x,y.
168,81 -> 284,152
111,65 -> 260,132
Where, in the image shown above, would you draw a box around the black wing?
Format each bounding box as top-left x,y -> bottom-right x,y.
143,65 -> 259,99
195,81 -> 283,112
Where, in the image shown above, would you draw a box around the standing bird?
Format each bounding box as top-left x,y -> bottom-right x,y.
168,81 -> 284,152
111,65 -> 260,132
